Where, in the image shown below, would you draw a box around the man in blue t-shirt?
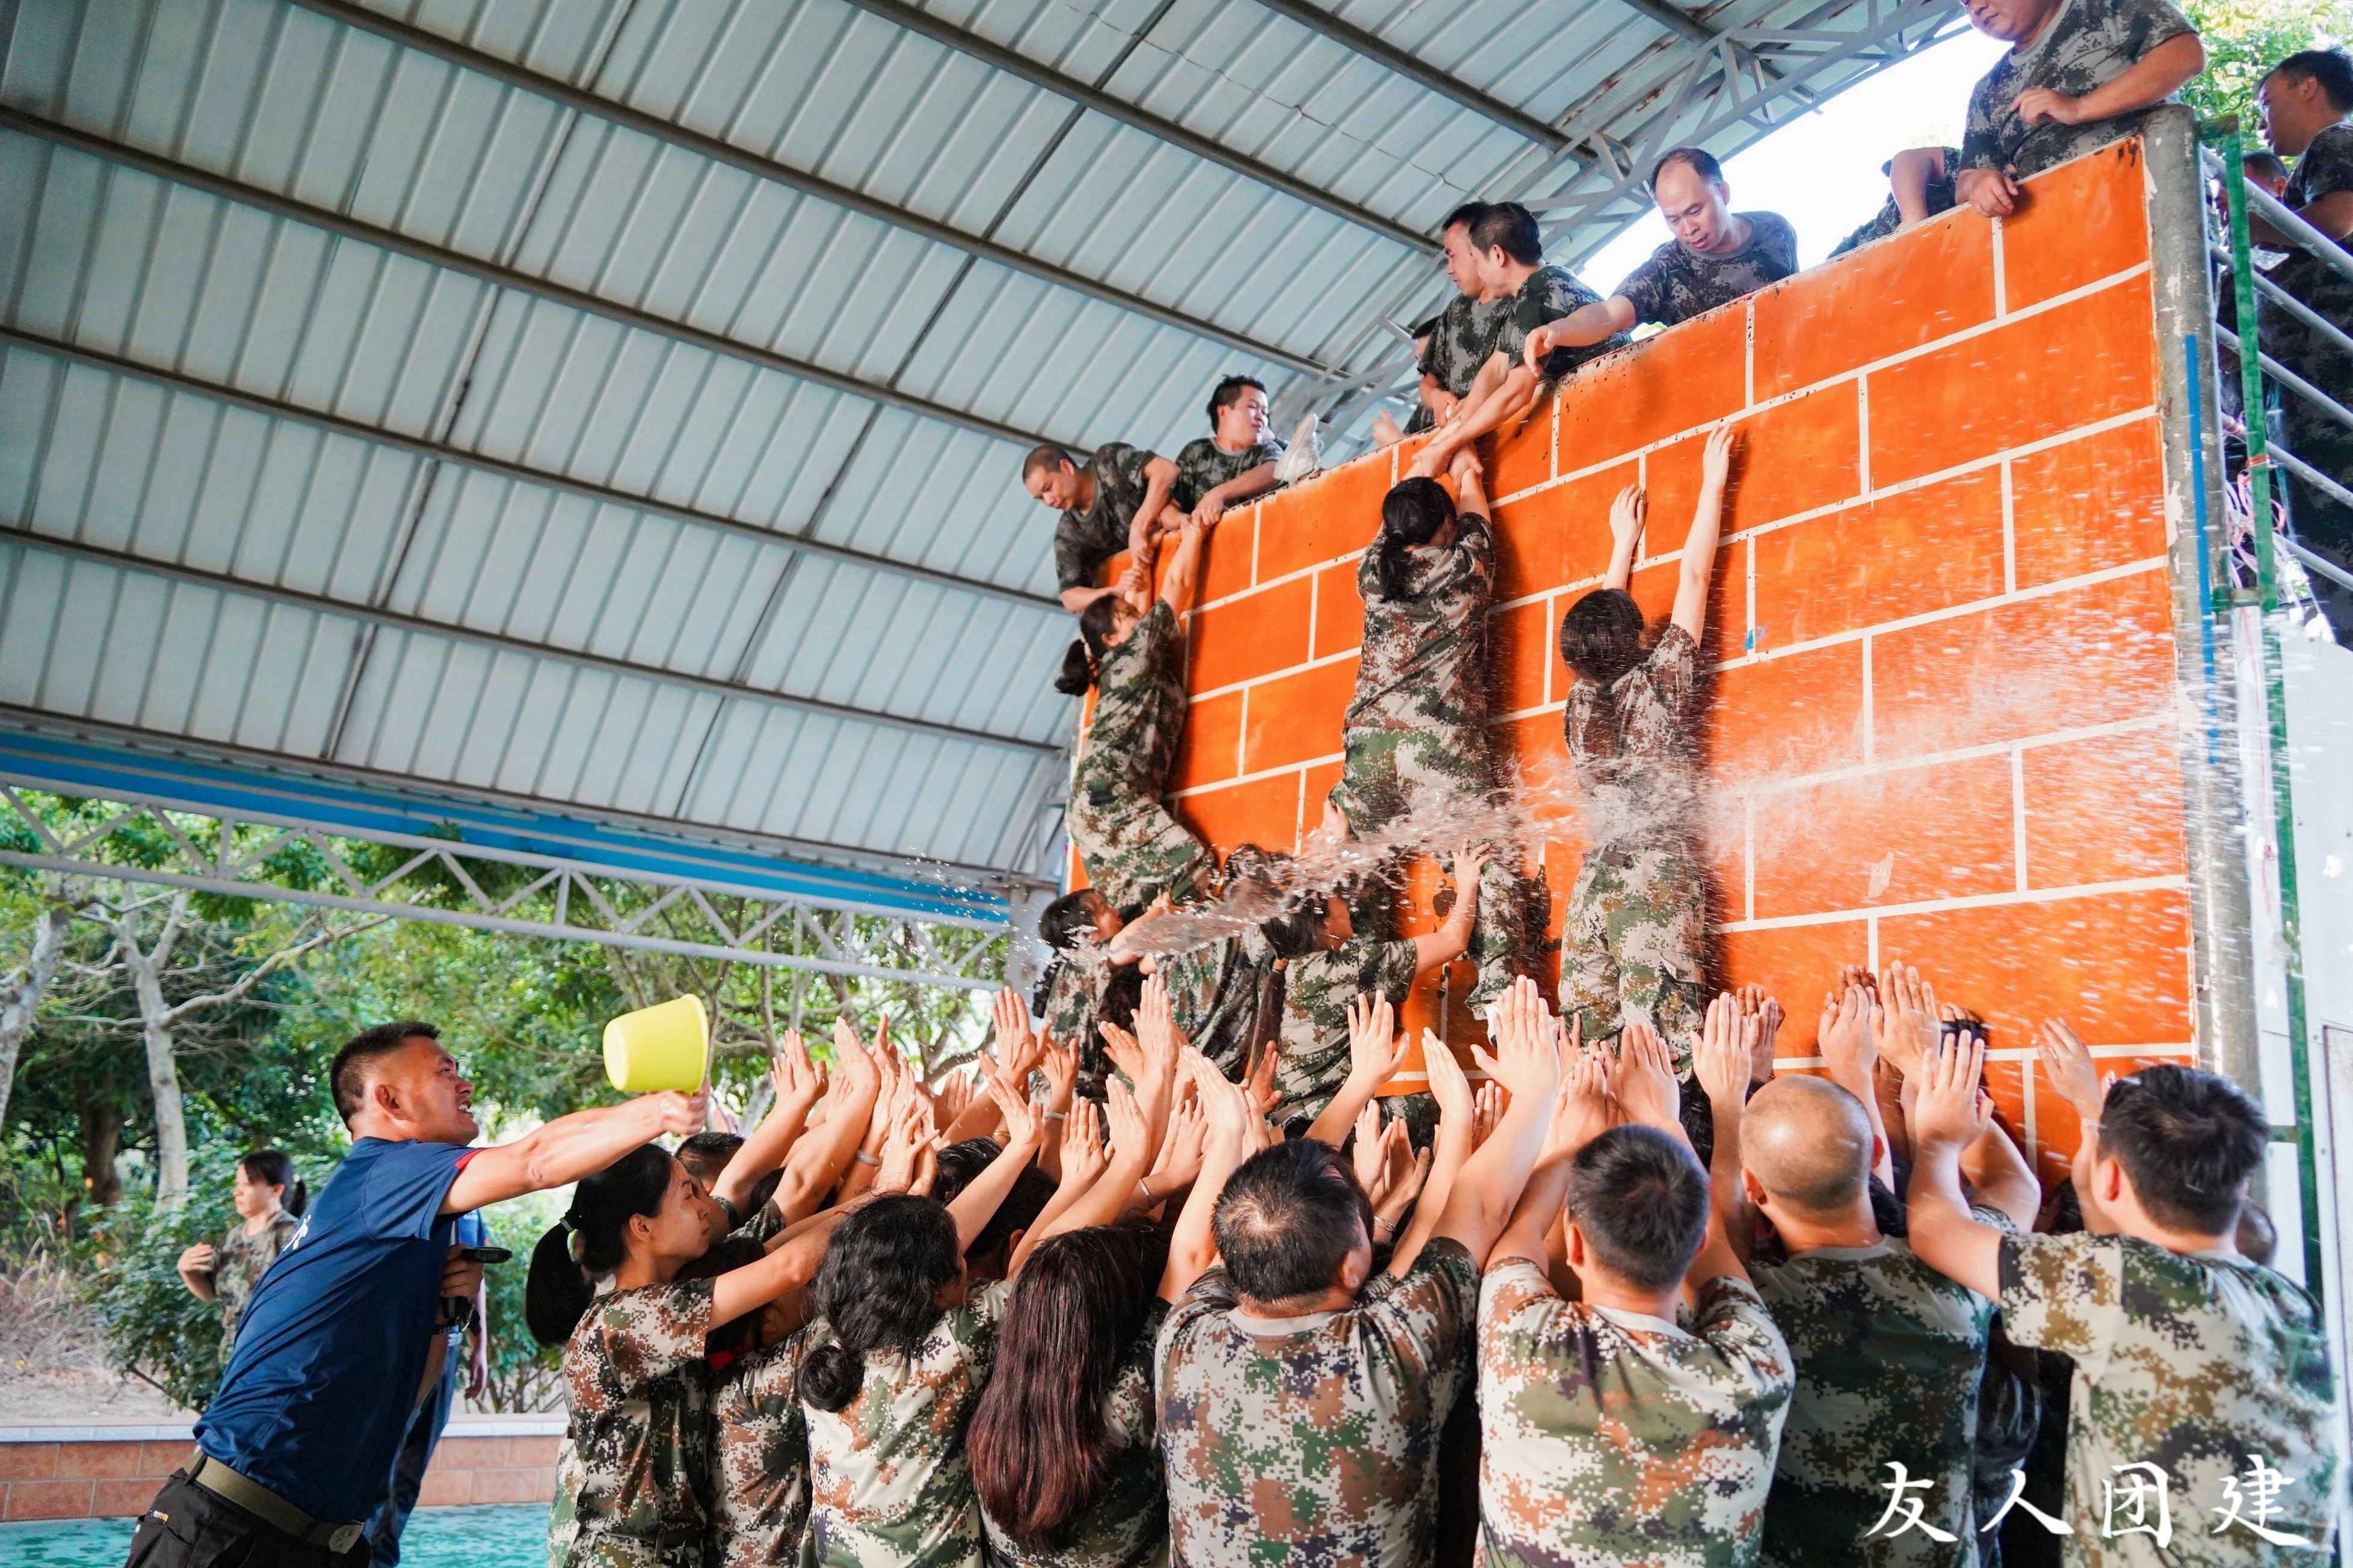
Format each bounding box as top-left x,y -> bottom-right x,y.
124,1020 -> 704,1567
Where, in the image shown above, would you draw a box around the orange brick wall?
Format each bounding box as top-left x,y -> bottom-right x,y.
1075,140 -> 2192,1182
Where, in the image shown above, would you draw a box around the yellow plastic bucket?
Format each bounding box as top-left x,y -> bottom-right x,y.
603,995 -> 709,1093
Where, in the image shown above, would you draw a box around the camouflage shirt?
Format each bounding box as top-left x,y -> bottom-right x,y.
1617,213 -> 1799,328
1055,444 -> 1160,594
549,1277 -> 716,1568
982,1302 -> 1170,1568
1752,1213 -> 2013,1567
1564,621 -> 1705,840
1171,437 -> 1283,514
1420,292 -> 1511,399
1068,601 -> 1210,911
1958,0 -> 2195,180
1156,1240 -> 1479,1568
1271,936 -> 1421,1122
1478,1261 -> 1794,1567
2268,121 -> 2353,384
211,1211 -> 299,1356
800,1277 -> 1014,1568
711,1329 -> 813,1568
1153,931 -> 1274,1080
1339,512 -> 1498,827
1997,1231 -> 2342,1567
1831,148 -> 1962,258
1495,264 -> 1626,380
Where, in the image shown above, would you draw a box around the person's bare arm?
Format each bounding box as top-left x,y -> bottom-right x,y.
946,1071 -> 1043,1253
710,1208 -> 845,1331
1193,462 -> 1280,526
1491,1046 -> 1614,1270
1410,843 -> 1490,977
1385,1024 -> 1475,1275
1013,1078 -> 1155,1269
176,1243 -> 219,1302
2254,188 -> 2353,251
1959,1104 -> 2041,1232
769,1024 -> 883,1225
1449,446 -> 1488,520
1818,985 -> 1894,1191
1306,994 -> 1408,1148
2012,32 -> 2203,132
1691,995 -> 1756,1260
1904,1038 -> 2006,1299
1889,146 -> 1947,226
442,1089 -> 706,1215
1523,297 -> 1637,361
2038,1018 -> 2115,1231
1420,977 -> 1564,1270
712,1033 -> 824,1218
1159,1056 -> 1272,1300
1411,360 -> 1540,476
1669,423 -> 1735,644
1602,482 -> 1644,592
1126,455 -> 1182,564
1155,515 -> 1211,617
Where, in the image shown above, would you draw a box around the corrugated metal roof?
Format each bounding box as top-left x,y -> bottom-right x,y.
0,0 -> 1966,911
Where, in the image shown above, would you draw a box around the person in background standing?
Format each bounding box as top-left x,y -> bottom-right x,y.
176,1149 -> 307,1366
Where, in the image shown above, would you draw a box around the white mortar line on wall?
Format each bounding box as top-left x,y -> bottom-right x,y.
1991,217 -> 2009,316
2000,458 -> 2018,594
2011,746 -> 2031,892
1777,1044 -> 2191,1071
1714,871 -> 2187,934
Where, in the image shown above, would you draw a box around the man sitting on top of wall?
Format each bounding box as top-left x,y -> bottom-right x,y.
1949,0 -> 2204,218
1025,440 -> 1186,616
1407,201 -> 1629,479
1517,147 -> 1799,370
1173,375 -> 1285,527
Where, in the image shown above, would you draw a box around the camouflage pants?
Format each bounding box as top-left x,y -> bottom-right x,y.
1333,733 -> 1539,1015
1558,837 -> 1709,1072
2279,371 -> 2353,649
1065,795 -> 1211,914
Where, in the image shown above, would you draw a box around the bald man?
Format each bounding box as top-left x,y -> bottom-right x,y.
1719,1071 -> 2039,1567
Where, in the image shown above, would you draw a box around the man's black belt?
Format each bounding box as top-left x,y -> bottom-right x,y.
185,1448 -> 368,1554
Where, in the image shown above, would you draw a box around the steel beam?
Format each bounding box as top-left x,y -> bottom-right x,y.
1248,0 -> 1570,153
0,108 -> 1076,452
837,0 -> 1429,252
1,528 -> 1062,758
280,0 -> 1336,375
1,326 -> 1061,616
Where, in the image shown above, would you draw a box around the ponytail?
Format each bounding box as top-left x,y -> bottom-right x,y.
1053,595 -> 1130,696
1053,639 -> 1094,696
798,1194 -> 960,1415
1374,478 -> 1455,601
522,1143 -> 670,1347
238,1149 -> 307,1218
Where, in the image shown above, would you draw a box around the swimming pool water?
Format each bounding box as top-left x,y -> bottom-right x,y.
0,1502 -> 549,1567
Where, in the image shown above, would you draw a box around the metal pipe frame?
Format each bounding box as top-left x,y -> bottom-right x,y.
1247,0 -> 1570,152
0,528 -> 1061,759
281,0 -> 1339,376
834,0 -> 1430,253
0,325 -> 1059,620
2206,146 -> 2353,289
2213,324 -> 2353,434
0,784 -> 1010,990
2210,243 -> 2353,364
0,109 -> 1076,452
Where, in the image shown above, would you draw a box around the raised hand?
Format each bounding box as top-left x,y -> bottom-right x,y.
1450,841 -> 1492,902
1734,985 -> 1782,1082
1700,421 -> 1738,490
653,1086 -> 708,1138
1608,482 -> 1646,555
1610,1020 -> 1681,1134
772,1030 -> 823,1110
1247,1045 -> 1281,1119
1155,1098 -> 1209,1190
1549,1038 -> 1618,1158
1038,1033 -> 1079,1108
875,1089 -> 939,1194
1097,1020 -> 1146,1088
1104,1078 -> 1151,1168
1470,976 -> 1563,1102
1472,1083 -> 1505,1150
1694,994 -> 1753,1113
1423,1027 -> 1475,1130
830,1016 -> 877,1096
984,1064 -> 1040,1151
1818,984 -> 1878,1091
1061,1098 -> 1110,1191
992,989 -> 1042,1085
1352,1099 -> 1385,1191
1875,963 -> 1939,1080
1913,1036 -> 1993,1152
2037,1018 -> 2105,1122
1345,994 -> 1407,1089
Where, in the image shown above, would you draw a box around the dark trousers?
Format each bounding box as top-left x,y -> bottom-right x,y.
366,1348 -> 458,1564
125,1471 -> 369,1568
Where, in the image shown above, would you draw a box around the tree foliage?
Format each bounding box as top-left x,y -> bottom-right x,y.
2178,0 -> 2352,130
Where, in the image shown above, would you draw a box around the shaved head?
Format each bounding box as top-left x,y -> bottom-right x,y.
1744,1077 -> 1874,1215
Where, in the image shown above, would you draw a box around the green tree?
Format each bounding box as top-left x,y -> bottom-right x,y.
2180,0 -> 2352,129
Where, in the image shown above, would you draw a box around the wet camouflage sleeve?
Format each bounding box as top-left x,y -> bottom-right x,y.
1067,601 -> 1211,912
1171,437 -> 1283,512
211,1213 -> 297,1355
1156,933 -> 1268,1080
547,1277 -> 717,1568
1478,1261 -> 1793,1568
1999,1231 -> 2342,1566
1271,937 -> 1422,1123
1054,443 -> 1159,592
711,1328 -> 813,1568
1958,0 -> 2194,180
801,1278 -> 1013,1568
1493,265 -> 1625,380
1420,294 -> 1511,398
1615,214 -> 1801,328
1156,1242 -> 1477,1568
984,1302 -> 1170,1568
1753,1220 -> 2009,1567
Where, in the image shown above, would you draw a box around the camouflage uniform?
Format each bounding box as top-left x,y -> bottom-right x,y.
1156,1240 -> 1479,1568
548,1277 -> 716,1568
2267,121 -> 2353,645
1478,1259 -> 1794,1567
1559,623 -> 1712,1063
711,1329 -> 813,1568
1420,292 -> 1511,399
1068,601 -> 1212,914
1617,213 -> 1800,328
1153,929 -> 1276,1081
1997,1231 -> 2343,1566
800,1278 -> 1014,1568
1271,936 -> 1421,1124
1958,0 -> 2195,182
1495,263 -> 1628,380
1171,436 -> 1283,514
981,1302 -> 1170,1568
209,1210 -> 299,1363
1337,512 -> 1534,1014
1831,148 -> 1962,258
1055,444 -> 1161,597
1751,1210 -> 2015,1567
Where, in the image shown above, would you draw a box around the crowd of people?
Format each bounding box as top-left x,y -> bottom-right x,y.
114,10 -> 2352,1568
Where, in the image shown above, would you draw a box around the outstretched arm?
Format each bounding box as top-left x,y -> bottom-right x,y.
712,1034 -> 825,1219
2014,33 -> 2202,132
1691,995 -> 1756,1261
1603,482 -> 1644,592
1194,463 -> 1280,526
946,1070 -> 1043,1253
1905,1038 -> 2007,1299
1889,146 -> 1946,226
1159,1057 -> 1272,1300
1127,455 -> 1182,564
1306,994 -> 1408,1148
443,1089 -> 706,1214
1157,516 -> 1212,617
1410,844 -> 1490,977
1669,423 -> 1736,644
1410,360 -> 1541,477
1420,979 -> 1565,1270
1525,297 -> 1636,360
